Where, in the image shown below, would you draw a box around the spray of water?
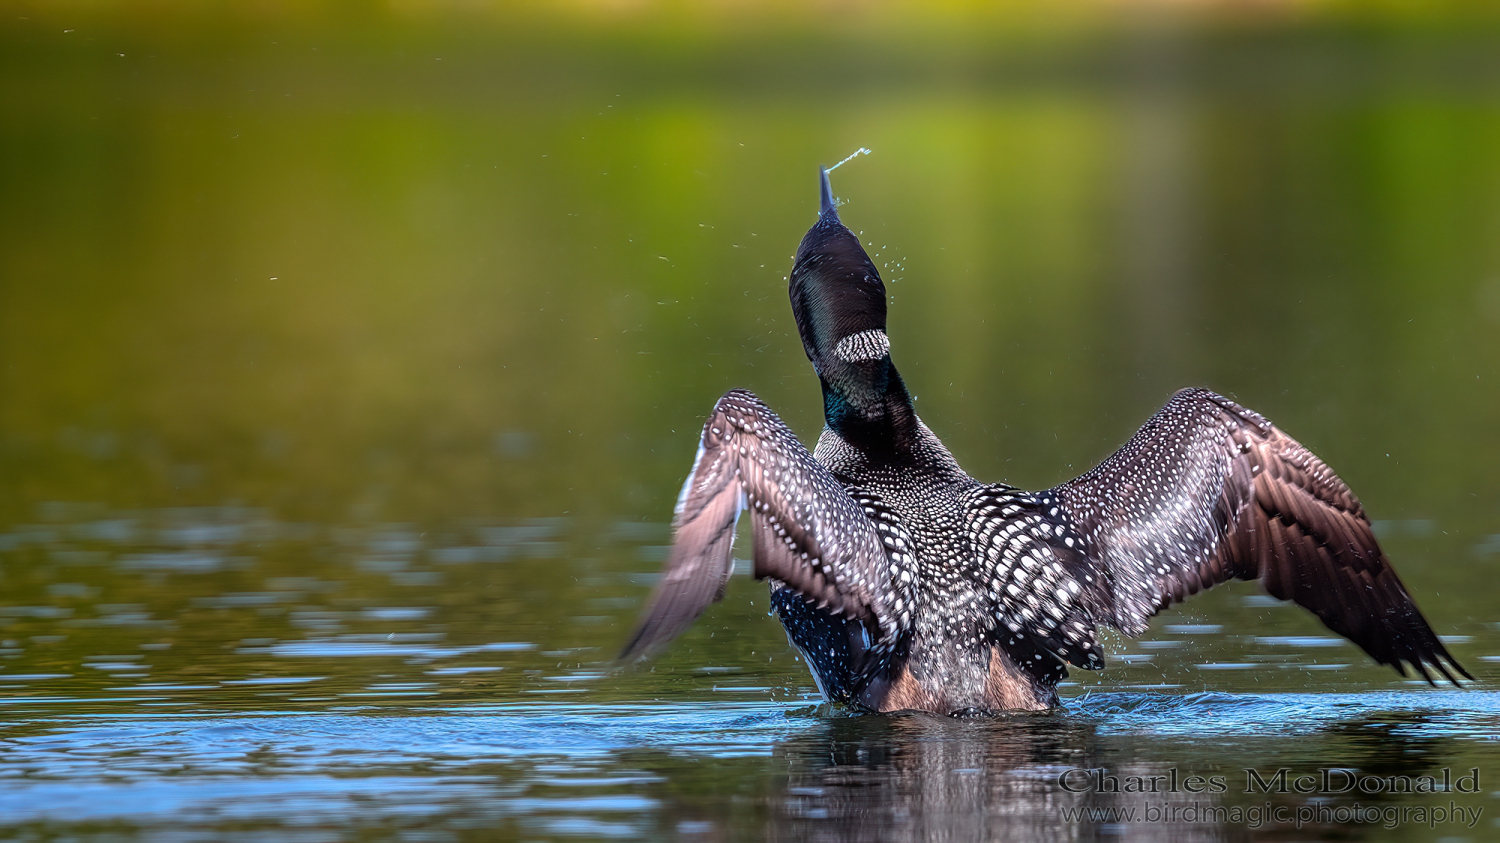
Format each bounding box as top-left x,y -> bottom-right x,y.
827,147 -> 872,173
822,149 -> 899,283
820,148 -> 872,216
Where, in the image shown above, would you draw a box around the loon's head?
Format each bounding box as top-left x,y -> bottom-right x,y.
789,167 -> 908,432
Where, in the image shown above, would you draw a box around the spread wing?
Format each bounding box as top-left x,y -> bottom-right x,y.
975,388 -> 1467,684
620,389 -> 911,663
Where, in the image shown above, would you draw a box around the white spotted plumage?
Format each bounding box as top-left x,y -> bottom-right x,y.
622,172 -> 1467,713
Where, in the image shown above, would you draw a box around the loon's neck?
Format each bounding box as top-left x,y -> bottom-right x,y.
821,360 -> 919,453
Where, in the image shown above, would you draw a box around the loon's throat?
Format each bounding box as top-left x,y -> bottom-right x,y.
821,360 -> 917,448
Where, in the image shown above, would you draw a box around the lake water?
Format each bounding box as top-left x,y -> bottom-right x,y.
2,13 -> 1500,842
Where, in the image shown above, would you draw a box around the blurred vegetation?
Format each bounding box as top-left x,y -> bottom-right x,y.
3,5 -> 1498,525
0,0 -> 1496,705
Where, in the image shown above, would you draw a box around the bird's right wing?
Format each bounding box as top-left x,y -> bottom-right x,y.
971,388 -> 1466,684
620,389 -> 912,662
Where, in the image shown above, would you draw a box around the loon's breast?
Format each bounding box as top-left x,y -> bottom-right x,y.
805,436 -> 1058,713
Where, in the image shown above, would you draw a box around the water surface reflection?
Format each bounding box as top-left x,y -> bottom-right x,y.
1,506 -> 1497,840
1,693 -> 1496,841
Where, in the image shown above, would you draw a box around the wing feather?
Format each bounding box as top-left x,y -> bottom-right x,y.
620,389 -> 904,662
1045,387 -> 1467,683
969,388 -> 1465,684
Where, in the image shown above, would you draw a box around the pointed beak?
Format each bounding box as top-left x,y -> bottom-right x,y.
819,166 -> 839,222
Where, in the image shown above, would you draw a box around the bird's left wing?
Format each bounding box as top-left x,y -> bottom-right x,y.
620,389 -> 912,663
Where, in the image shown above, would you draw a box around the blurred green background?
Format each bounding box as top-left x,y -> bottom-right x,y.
0,0 -> 1498,703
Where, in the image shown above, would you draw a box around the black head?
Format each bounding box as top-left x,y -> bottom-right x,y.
789,168 -> 912,437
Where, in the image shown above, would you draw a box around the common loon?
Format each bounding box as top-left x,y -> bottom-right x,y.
621,166 -> 1469,713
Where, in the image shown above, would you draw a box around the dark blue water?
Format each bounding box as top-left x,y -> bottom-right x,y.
2,692 -> 1497,841
0,508 -> 1495,841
